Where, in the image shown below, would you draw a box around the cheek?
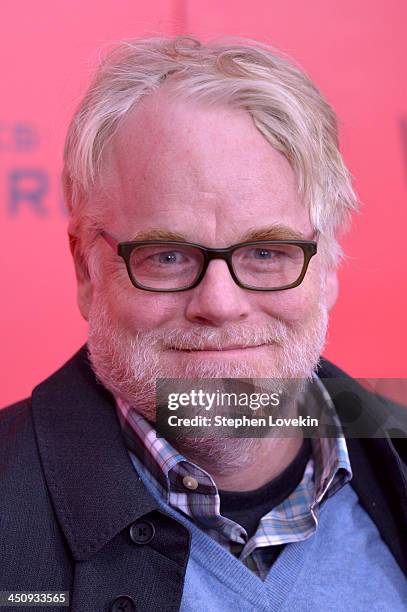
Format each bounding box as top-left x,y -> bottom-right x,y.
98,255 -> 188,331
104,288 -> 186,331
258,281 -> 321,324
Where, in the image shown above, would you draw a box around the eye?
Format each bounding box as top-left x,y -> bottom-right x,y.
248,247 -> 288,261
156,251 -> 185,264
253,248 -> 278,259
154,251 -> 188,264
131,245 -> 204,271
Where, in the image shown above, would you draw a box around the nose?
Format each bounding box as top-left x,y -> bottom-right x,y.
184,259 -> 252,326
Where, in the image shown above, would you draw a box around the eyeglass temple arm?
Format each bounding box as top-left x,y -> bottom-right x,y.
100,230 -> 119,252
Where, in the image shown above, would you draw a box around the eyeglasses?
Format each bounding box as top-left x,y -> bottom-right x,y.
100,230 -> 318,292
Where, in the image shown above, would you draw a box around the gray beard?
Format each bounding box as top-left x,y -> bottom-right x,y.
87,293 -> 329,472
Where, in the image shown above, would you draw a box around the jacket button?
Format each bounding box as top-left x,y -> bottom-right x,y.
109,595 -> 136,611
129,519 -> 155,544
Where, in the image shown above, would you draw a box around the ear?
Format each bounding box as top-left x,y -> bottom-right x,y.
69,233 -> 94,321
323,266 -> 339,311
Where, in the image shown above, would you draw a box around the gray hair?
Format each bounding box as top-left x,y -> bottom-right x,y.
62,35 -> 358,275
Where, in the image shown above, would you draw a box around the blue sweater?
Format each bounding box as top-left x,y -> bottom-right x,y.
130,452 -> 407,611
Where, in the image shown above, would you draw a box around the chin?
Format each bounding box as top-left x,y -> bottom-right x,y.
160,345 -> 294,380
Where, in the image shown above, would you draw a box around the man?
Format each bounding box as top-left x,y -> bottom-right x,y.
1,35 -> 406,611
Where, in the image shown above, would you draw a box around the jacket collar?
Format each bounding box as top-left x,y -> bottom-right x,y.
317,357 -> 407,574
31,344 -> 159,562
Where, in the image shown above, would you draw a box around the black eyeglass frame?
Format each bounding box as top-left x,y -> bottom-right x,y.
100,230 -> 318,293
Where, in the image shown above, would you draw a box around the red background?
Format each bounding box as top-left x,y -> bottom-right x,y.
1,0 -> 406,407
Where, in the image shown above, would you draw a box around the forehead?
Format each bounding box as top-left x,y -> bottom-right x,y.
98,86 -> 312,244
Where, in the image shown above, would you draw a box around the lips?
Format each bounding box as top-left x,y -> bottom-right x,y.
169,343 -> 266,351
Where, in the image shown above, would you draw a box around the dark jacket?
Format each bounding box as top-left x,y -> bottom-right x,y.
0,345 -> 406,612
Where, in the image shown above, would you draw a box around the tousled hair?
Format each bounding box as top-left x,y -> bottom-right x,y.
62,34 -> 358,276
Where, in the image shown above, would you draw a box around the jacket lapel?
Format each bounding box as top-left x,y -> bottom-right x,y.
318,357 -> 407,574
31,344 -> 159,561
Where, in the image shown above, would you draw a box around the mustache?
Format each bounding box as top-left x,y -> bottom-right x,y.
132,320 -> 291,351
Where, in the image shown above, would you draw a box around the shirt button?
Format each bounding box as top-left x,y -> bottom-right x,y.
183,475 -> 198,490
129,519 -> 155,545
109,595 -> 136,611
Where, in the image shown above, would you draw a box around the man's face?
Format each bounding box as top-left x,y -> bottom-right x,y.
79,87 -> 336,417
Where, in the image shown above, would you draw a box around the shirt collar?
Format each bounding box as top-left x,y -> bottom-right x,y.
114,375 -> 352,507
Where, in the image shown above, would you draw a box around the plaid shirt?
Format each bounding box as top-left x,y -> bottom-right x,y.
115,377 -> 352,580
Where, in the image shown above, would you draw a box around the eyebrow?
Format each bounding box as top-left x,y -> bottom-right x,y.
131,228 -> 188,241
240,225 -> 307,241
130,224 -> 307,243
